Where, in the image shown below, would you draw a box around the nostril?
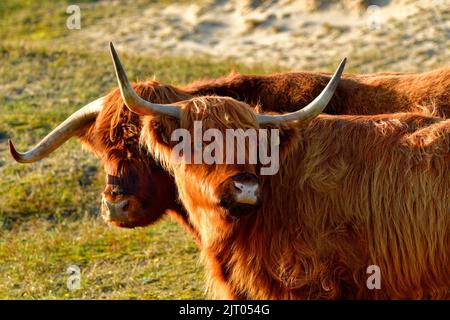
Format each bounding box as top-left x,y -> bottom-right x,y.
103,199 -> 114,212
117,199 -> 129,211
231,181 -> 259,206
103,198 -> 129,220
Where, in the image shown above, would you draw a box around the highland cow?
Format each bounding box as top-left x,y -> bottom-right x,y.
113,51 -> 450,299
8,44 -> 450,233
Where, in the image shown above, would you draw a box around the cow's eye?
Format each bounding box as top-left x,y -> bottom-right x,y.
110,186 -> 125,196
159,132 -> 170,145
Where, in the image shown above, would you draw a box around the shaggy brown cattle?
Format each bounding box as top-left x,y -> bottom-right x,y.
8,82 -> 201,241
187,64 -> 450,116
113,52 -> 450,299
9,43 -> 450,232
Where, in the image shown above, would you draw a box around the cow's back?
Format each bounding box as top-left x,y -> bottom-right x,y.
184,67 -> 450,117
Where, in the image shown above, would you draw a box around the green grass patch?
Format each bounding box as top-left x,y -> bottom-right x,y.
0,0 -> 210,42
0,33 -> 283,298
0,216 -> 203,299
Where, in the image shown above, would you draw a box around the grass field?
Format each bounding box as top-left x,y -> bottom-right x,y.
0,0 -> 285,299
0,0 -> 447,299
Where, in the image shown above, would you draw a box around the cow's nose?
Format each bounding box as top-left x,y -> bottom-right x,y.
220,172 -> 260,205
233,181 -> 259,205
232,174 -> 260,205
218,173 -> 261,217
102,197 -> 129,221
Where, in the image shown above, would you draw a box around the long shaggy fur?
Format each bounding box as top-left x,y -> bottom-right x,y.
186,66 -> 450,116
78,80 -> 197,236
140,96 -> 450,299
75,67 -> 449,298
91,66 -> 450,230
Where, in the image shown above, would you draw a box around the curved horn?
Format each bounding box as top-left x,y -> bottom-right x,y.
109,42 -> 180,118
9,97 -> 104,163
256,58 -> 346,124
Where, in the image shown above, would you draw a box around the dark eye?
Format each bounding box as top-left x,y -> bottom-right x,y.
110,186 -> 125,196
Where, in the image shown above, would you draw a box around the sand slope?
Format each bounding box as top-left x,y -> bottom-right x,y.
74,0 -> 449,72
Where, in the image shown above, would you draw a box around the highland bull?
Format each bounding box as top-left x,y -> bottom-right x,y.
113,51 -> 450,299
8,43 -> 450,234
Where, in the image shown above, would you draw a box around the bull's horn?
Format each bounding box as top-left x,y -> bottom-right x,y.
8,97 -> 104,163
256,58 -> 346,124
109,42 -> 181,119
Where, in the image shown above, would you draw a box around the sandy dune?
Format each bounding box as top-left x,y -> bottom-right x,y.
73,0 -> 448,72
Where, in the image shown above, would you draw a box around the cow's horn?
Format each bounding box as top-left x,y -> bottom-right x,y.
8,97 -> 104,163
256,58 -> 346,124
109,42 -> 181,119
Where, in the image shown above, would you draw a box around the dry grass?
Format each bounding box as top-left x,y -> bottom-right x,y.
0,0 -> 447,300
0,1 -> 283,299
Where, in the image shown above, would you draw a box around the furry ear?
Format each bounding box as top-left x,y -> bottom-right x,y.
148,115 -> 180,147
260,123 -> 300,163
228,66 -> 239,76
75,120 -> 99,155
278,125 -> 301,162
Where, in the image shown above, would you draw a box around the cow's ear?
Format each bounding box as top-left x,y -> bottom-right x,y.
75,121 -> 99,155
262,124 -> 300,163
228,66 -> 239,76
278,126 -> 301,161
149,115 -> 180,147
